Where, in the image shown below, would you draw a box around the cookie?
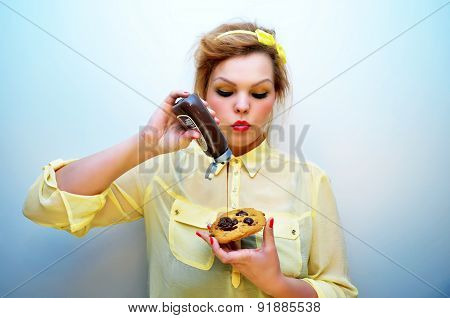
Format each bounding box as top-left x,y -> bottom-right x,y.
209,208 -> 266,244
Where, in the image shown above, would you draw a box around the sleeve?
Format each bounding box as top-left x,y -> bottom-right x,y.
22,158 -> 145,238
301,170 -> 358,298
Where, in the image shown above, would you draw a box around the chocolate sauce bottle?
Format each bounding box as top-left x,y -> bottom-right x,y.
173,93 -> 232,180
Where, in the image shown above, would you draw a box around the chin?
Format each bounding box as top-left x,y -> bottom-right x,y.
227,129 -> 262,147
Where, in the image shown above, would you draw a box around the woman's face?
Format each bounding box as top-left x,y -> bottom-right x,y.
206,52 -> 276,153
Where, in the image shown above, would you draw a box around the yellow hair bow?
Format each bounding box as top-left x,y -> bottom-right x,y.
215,29 -> 287,64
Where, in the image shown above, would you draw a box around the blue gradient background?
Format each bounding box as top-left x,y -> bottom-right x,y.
1,0 -> 449,297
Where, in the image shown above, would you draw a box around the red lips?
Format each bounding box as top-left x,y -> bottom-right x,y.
232,120 -> 250,126
231,120 -> 251,132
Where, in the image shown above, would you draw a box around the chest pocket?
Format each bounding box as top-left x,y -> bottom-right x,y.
168,198 -> 220,270
255,211 -> 306,278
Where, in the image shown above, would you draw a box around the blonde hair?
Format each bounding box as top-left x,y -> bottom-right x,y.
193,21 -> 290,105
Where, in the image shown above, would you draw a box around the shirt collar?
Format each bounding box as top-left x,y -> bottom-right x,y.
185,138 -> 271,178
212,138 -> 271,178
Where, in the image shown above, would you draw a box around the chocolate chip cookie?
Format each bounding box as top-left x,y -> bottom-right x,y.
209,208 -> 266,244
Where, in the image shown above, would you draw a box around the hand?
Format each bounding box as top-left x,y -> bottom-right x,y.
140,90 -> 219,157
196,217 -> 283,296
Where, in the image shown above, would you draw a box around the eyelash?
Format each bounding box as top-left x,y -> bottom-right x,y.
216,89 -> 268,99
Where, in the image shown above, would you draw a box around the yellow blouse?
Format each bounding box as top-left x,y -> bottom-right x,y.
22,139 -> 358,298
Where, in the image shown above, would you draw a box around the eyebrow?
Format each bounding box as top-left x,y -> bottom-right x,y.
213,76 -> 273,87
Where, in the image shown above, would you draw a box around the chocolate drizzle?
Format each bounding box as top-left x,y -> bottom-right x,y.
226,162 -> 229,218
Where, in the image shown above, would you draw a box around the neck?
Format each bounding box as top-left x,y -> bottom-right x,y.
230,133 -> 266,157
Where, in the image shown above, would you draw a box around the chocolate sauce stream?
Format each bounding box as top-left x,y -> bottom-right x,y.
226,162 -> 229,218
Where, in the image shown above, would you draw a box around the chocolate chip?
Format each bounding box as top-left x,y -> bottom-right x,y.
243,217 -> 254,225
218,217 -> 231,227
218,217 -> 238,231
235,210 -> 248,216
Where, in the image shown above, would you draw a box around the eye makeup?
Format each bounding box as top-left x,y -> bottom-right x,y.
215,89 -> 269,99
252,92 -> 268,99
216,89 -> 233,97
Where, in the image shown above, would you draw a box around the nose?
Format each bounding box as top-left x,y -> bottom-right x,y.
233,94 -> 250,114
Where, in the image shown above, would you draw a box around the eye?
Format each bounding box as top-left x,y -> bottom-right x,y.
252,92 -> 268,99
216,89 -> 233,97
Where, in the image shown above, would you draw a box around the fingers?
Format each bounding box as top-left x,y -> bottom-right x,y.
204,224 -> 238,252
262,217 -> 276,251
221,243 -> 234,253
229,240 -> 241,251
211,111 -> 220,125
195,230 -> 211,243
200,97 -> 208,106
195,230 -> 239,264
197,226 -> 232,252
206,107 -> 220,125
209,236 -> 239,264
164,90 -> 189,108
209,109 -> 220,124
200,97 -> 220,125
167,92 -> 220,125
205,105 -> 215,116
180,129 -> 200,140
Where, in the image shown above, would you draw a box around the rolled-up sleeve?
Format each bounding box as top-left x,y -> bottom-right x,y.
301,171 -> 358,298
22,158 -> 144,238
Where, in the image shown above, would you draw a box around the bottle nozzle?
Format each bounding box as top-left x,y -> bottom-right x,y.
204,148 -> 232,180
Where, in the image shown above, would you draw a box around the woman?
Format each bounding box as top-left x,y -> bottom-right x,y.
22,22 -> 358,298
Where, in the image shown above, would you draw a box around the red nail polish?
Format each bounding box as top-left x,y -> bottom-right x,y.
195,231 -> 202,238
210,237 -> 213,245
269,218 -> 274,228
207,224 -> 211,230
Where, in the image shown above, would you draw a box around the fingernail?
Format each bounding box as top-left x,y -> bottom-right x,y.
210,237 -> 214,245
207,224 -> 211,230
269,218 -> 274,229
195,231 -> 202,238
